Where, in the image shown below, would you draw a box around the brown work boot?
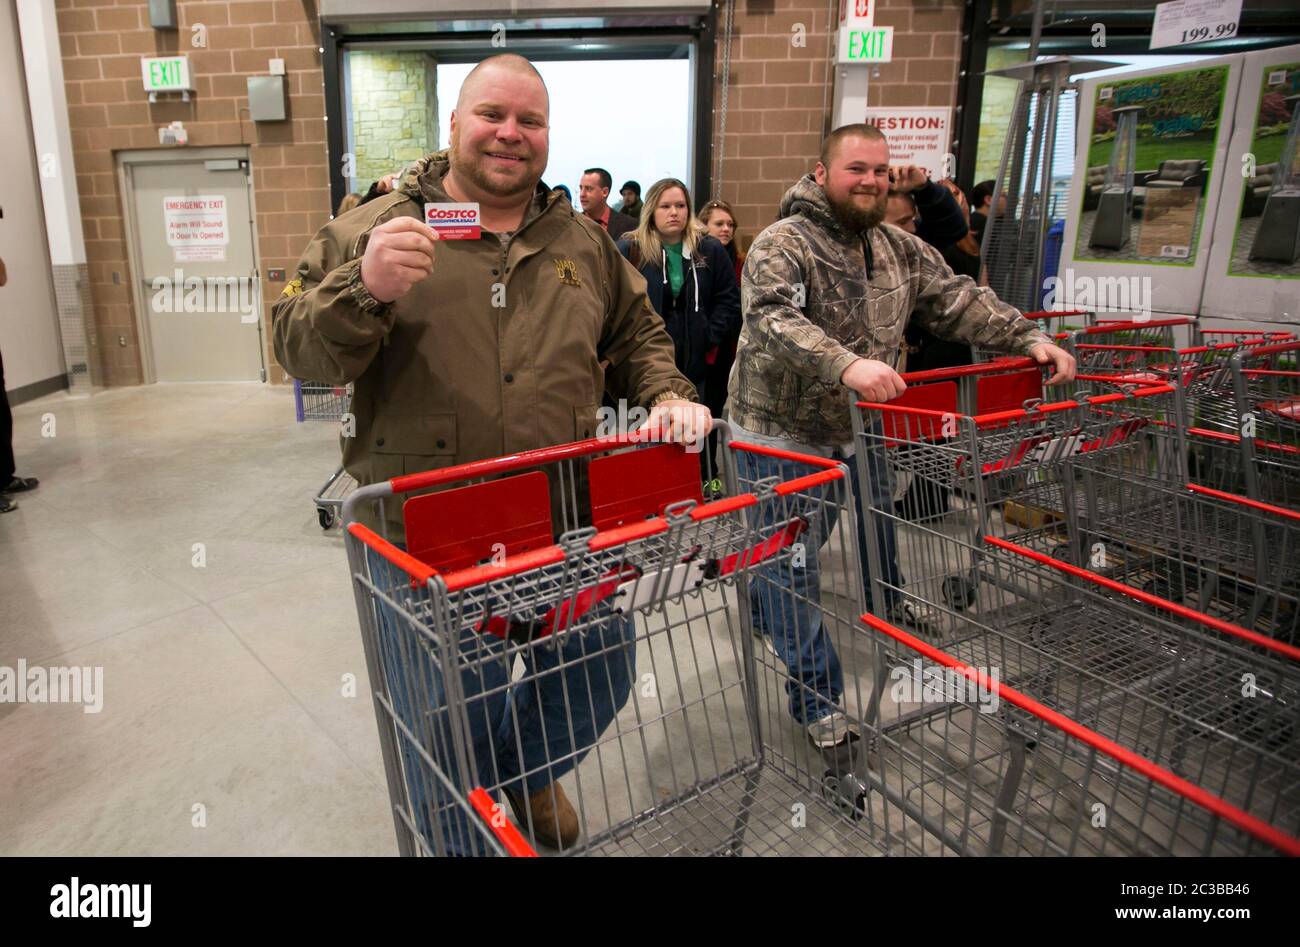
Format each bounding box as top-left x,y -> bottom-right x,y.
503,782 -> 579,851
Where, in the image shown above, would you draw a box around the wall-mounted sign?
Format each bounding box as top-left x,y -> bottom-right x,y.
837,26 -> 893,64
865,108 -> 951,179
164,195 -> 228,262
141,56 -> 192,93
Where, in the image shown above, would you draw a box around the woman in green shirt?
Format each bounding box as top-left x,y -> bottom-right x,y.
615,178 -> 739,393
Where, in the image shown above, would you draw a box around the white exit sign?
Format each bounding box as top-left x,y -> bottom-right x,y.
141,56 -> 192,93
838,26 -> 894,64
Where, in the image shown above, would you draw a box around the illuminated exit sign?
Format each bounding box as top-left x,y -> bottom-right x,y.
141,56 -> 192,93
838,26 -> 894,64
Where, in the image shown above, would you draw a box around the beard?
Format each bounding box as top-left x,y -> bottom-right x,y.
827,189 -> 887,233
449,128 -> 540,199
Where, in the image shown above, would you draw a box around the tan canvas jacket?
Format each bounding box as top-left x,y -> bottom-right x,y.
273,152 -> 693,539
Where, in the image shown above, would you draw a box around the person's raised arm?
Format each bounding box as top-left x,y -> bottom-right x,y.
272,213 -> 436,385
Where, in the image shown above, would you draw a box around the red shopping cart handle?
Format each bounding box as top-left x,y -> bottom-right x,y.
901,357 -> 1038,384
1078,317 -> 1195,334
475,519 -> 808,644
1022,309 -> 1089,320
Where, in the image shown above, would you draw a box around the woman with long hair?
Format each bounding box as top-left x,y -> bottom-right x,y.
617,180 -> 739,487
617,179 -> 739,392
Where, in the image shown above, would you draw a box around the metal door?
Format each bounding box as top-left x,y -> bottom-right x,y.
124,153 -> 265,382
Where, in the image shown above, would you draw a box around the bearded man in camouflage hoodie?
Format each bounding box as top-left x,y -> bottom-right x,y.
727,124 -> 1075,748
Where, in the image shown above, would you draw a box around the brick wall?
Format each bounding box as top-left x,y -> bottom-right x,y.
54,0 -> 969,385
55,0 -> 329,385
712,0 -> 965,248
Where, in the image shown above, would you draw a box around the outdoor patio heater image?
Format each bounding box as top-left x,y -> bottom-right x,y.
1250,93 -> 1300,264
1090,104 -> 1142,250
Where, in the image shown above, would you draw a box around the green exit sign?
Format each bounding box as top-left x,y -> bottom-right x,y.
837,26 -> 894,64
141,56 -> 192,93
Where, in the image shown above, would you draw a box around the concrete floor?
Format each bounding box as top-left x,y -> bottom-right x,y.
0,382 -> 897,856
0,383 -> 394,855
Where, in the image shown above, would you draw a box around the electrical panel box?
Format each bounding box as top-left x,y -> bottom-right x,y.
247,76 -> 287,122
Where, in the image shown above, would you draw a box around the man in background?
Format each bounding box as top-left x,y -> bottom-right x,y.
0,250 -> 40,514
618,180 -> 643,220
579,167 -> 637,239
969,179 -> 997,244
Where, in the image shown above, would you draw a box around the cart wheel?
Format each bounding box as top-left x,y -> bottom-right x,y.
317,507 -> 336,530
942,574 -> 977,610
821,768 -> 868,821
1048,543 -> 1076,565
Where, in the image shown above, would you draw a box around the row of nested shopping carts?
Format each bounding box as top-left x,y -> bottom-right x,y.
336,309 -> 1300,856
292,379 -> 357,530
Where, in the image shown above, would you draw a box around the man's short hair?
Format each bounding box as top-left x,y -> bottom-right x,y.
584,168 -> 613,190
621,180 -> 641,196
819,124 -> 887,169
456,53 -> 548,113
971,180 -> 996,209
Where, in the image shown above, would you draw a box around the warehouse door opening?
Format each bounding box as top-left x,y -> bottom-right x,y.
326,14 -> 711,217
342,54 -> 692,212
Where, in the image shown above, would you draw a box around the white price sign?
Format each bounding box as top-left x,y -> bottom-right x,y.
1149,0 -> 1241,50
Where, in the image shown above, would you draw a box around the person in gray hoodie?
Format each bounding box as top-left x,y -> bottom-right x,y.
728,122 -> 1074,748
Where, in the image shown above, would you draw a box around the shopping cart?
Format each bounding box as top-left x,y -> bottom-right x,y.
340,425 -> 921,856
859,595 -> 1300,856
293,378 -> 352,422
1038,463 -> 1300,644
850,358 -> 1178,620
291,378 -> 357,529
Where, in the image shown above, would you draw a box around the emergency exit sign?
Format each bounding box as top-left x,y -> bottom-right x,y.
141,56 -> 192,93
837,26 -> 894,64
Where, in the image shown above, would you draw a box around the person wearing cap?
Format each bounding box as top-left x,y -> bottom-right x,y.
617,180 -> 643,220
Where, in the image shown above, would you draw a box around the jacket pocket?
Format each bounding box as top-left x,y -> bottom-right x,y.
372,412 -> 458,476
574,403 -> 601,440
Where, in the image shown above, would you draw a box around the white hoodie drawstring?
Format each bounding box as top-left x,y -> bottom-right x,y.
662,246 -> 699,312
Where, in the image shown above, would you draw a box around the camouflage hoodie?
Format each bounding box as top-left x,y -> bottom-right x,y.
727,174 -> 1051,446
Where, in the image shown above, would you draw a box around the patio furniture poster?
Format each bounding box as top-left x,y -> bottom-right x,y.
1075,65 -> 1230,266
1227,61 -> 1300,279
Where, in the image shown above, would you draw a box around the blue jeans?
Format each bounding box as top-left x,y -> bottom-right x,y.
367,545 -> 635,855
737,445 -> 901,724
